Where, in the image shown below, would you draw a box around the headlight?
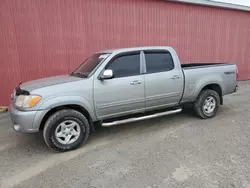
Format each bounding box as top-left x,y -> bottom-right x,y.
15,95 -> 41,108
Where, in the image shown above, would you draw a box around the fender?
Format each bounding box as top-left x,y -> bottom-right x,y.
192,75 -> 225,101
38,95 -> 97,121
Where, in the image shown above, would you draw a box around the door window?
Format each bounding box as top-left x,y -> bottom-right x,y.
106,53 -> 140,78
145,52 -> 174,73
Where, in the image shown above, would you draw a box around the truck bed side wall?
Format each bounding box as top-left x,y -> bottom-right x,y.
181,64 -> 237,103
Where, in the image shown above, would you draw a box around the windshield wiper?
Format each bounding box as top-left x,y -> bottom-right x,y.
70,72 -> 87,78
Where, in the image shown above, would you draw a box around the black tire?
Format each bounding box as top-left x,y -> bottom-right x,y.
43,109 -> 90,152
194,89 -> 220,119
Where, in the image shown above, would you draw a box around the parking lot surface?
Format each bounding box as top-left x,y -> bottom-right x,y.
0,81 -> 250,188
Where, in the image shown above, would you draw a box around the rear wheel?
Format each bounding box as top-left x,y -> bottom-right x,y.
43,109 -> 90,152
194,89 -> 220,119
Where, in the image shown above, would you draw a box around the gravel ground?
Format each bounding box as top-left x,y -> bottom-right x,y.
0,81 -> 250,188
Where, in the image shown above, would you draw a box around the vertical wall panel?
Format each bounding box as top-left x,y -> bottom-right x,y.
0,0 -> 249,105
0,0 -> 22,103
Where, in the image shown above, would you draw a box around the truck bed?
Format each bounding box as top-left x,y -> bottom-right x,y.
181,63 -> 234,69
180,63 -> 237,103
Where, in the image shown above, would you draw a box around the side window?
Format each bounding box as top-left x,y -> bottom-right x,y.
107,53 -> 140,78
145,52 -> 174,74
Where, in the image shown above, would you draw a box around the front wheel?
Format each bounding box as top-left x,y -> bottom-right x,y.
43,109 -> 90,152
194,89 -> 220,119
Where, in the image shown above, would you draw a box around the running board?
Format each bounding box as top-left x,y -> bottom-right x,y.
102,108 -> 182,127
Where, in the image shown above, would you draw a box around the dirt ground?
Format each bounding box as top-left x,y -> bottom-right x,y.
0,81 -> 250,188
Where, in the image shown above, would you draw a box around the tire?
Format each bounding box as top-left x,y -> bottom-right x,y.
43,109 -> 90,152
194,89 -> 220,119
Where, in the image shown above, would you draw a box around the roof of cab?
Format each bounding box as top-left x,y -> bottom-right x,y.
99,46 -> 173,54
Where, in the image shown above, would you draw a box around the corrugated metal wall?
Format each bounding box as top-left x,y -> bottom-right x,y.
0,0 -> 249,105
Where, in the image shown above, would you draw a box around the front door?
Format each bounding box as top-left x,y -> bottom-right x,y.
143,50 -> 184,110
94,52 -> 145,119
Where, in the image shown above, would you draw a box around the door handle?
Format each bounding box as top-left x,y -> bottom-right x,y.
130,80 -> 141,85
171,75 -> 181,79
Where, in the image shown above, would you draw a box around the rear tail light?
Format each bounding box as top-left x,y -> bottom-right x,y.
236,66 -> 239,80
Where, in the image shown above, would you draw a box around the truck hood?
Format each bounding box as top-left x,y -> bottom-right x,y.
20,75 -> 82,91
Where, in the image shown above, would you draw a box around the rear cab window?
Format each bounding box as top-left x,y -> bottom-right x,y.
144,51 -> 174,74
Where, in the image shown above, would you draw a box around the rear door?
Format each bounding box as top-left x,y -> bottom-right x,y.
94,52 -> 145,119
143,50 -> 184,110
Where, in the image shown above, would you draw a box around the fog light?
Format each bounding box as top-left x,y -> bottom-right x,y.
13,124 -> 21,132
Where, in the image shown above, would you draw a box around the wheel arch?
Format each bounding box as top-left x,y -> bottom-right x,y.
198,83 -> 223,105
39,104 -> 95,132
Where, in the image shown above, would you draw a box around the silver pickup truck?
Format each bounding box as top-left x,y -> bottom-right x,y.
9,46 -> 238,152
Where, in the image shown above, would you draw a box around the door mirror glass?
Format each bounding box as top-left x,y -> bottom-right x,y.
100,69 -> 113,80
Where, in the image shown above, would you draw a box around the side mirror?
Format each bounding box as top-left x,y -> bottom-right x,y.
100,69 -> 114,80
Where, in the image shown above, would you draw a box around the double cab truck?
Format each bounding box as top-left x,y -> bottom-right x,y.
9,46 -> 238,152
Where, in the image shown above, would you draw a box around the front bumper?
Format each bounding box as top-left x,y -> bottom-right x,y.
9,104 -> 48,133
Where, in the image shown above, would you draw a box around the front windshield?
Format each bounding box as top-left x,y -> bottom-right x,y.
72,53 -> 110,77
